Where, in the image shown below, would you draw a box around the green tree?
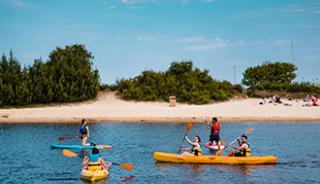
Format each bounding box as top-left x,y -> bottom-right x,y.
47,44 -> 100,102
242,61 -> 297,90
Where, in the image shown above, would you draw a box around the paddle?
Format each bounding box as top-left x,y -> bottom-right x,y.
178,122 -> 193,153
215,128 -> 253,156
62,149 -> 134,171
58,135 -> 78,142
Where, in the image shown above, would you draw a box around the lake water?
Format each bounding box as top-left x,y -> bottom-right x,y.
0,122 -> 320,184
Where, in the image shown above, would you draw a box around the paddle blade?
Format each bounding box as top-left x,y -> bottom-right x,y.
186,122 -> 193,132
62,149 -> 78,157
119,163 -> 135,171
103,145 -> 113,150
244,128 -> 254,135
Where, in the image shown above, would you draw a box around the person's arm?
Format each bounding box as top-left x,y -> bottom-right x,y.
99,157 -> 111,168
86,126 -> 90,137
82,156 -> 89,165
185,136 -> 198,146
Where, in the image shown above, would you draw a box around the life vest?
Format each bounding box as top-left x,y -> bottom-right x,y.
240,143 -> 251,156
192,144 -> 202,156
79,125 -> 87,135
211,122 -> 220,135
87,153 -> 102,170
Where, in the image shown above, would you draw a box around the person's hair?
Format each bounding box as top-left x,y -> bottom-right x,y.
212,117 -> 218,123
92,148 -> 99,154
81,119 -> 86,125
195,135 -> 201,143
241,135 -> 248,140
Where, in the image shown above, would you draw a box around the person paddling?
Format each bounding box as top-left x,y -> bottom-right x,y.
227,135 -> 251,157
207,117 -> 221,148
179,135 -> 202,156
82,148 -> 111,170
79,119 -> 90,146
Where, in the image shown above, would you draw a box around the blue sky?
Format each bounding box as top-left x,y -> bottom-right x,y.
1,0 -> 320,84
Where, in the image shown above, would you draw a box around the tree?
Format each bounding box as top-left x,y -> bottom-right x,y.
242,61 -> 297,90
47,44 -> 100,102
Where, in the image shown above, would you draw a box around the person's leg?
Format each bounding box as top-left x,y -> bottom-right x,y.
82,136 -> 87,146
227,150 -> 236,156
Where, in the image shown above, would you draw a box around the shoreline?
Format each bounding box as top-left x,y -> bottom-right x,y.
1,92 -> 320,124
1,116 -> 320,124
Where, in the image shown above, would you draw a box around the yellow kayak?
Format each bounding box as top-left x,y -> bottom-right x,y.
80,167 -> 109,182
153,151 -> 277,165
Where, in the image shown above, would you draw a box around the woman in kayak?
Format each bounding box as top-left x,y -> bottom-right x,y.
79,119 -> 90,146
82,148 -> 111,170
227,135 -> 251,157
179,135 -> 202,156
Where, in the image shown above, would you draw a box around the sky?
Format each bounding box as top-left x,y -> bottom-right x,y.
1,0 -> 320,84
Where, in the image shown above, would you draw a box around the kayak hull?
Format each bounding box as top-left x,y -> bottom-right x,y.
80,168 -> 109,182
153,151 -> 277,165
50,144 -> 112,150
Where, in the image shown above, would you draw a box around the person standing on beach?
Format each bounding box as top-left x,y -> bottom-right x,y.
79,119 -> 90,145
207,117 -> 221,147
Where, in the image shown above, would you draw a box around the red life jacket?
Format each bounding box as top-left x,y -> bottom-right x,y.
211,122 -> 220,135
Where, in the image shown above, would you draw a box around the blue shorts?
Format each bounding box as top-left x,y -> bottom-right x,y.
209,134 -> 220,143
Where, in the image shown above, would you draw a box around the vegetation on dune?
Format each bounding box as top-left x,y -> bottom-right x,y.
242,61 -> 320,98
0,44 -> 100,106
116,61 -> 243,104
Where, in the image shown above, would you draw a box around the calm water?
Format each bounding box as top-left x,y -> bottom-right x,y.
0,122 -> 320,184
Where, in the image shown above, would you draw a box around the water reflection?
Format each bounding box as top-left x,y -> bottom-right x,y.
155,162 -> 276,176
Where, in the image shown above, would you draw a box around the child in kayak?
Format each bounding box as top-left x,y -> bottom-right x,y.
82,148 -> 111,170
179,135 -> 202,156
227,135 -> 251,157
207,117 -> 221,148
79,119 -> 90,146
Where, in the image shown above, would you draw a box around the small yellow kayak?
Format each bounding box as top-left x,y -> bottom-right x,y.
80,167 -> 109,182
153,151 -> 277,165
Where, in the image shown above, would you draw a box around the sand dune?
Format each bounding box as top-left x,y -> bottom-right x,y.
0,92 -> 319,123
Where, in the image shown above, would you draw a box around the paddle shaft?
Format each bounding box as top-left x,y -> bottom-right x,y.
178,131 -> 189,153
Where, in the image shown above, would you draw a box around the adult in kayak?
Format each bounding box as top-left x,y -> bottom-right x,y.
226,135 -> 251,157
82,148 -> 111,170
179,135 -> 202,156
207,117 -> 221,148
79,119 -> 90,146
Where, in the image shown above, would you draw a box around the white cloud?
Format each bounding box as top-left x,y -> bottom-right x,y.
177,36 -> 233,51
282,3 -> 320,14
121,0 -> 159,4
7,0 -> 32,8
202,0 -> 215,3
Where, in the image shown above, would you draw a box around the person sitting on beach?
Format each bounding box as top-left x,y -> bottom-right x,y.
79,119 -> 90,146
207,117 -> 221,148
83,148 -> 111,170
179,135 -> 202,156
227,135 -> 251,157
312,96 -> 319,106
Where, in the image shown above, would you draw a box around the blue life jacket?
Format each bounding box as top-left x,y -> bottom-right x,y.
89,153 -> 99,162
79,126 -> 87,135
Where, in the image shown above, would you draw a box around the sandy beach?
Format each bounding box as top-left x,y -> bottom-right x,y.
0,91 -> 319,123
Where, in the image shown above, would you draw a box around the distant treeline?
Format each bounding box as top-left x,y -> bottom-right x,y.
0,44 -> 100,106
115,61 -> 244,104
1,44 -> 319,106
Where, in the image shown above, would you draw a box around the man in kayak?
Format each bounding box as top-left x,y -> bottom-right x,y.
179,135 -> 202,156
79,119 -> 90,146
207,117 -> 221,148
82,148 -> 111,170
227,135 -> 251,157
